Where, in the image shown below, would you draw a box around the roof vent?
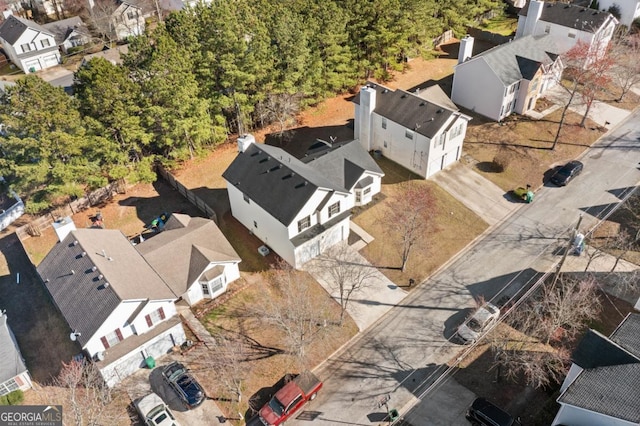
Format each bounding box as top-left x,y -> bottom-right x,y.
81,251 -> 87,257
383,89 -> 389,93
437,109 -> 443,113
91,266 -> 97,272
98,274 -> 104,280
72,240 -> 78,246
103,282 -> 110,288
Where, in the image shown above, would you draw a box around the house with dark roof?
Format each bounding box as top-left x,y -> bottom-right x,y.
42,16 -> 90,54
0,14 -> 60,73
552,313 -> 640,425
137,213 -> 241,306
516,0 -> 618,62
37,228 -> 186,387
223,135 -> 383,268
353,82 -> 471,179
451,34 -> 564,121
0,311 -> 32,396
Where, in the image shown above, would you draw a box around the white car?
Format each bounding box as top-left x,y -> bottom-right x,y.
457,303 -> 500,343
135,392 -> 180,426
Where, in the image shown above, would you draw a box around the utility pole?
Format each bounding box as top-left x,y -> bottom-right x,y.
552,214 -> 583,286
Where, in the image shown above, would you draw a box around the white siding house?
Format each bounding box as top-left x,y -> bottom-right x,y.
516,0 -> 618,63
552,314 -> 640,426
597,0 -> 640,27
0,15 -> 60,73
37,229 -> 187,387
111,0 -> 145,40
452,34 -> 563,121
353,82 -> 471,179
136,214 -> 242,306
42,16 -> 91,54
223,136 -> 383,269
0,312 -> 32,396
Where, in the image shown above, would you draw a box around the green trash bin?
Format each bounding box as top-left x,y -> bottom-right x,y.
145,356 -> 155,369
389,408 -> 399,421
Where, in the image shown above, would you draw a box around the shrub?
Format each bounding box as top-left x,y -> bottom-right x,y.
0,390 -> 24,405
492,147 -> 514,172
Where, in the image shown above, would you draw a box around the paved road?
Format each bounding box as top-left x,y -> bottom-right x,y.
290,110 -> 640,425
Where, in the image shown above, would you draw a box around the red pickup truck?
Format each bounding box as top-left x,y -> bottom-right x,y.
256,371 -> 322,426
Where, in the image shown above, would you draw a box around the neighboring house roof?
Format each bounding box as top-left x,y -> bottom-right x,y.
472,34 -> 561,86
557,363 -> 640,423
0,15 -> 54,45
37,229 -> 176,346
42,16 -> 89,45
609,312 -> 640,359
353,82 -> 458,139
223,143 -> 348,226
0,314 -> 28,384
572,329 -> 640,369
82,44 -> 128,65
136,214 -> 241,295
301,140 -> 384,190
519,1 -> 612,33
416,85 -> 459,111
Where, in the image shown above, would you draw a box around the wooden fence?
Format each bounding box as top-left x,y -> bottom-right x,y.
432,30 -> 455,47
155,164 -> 217,224
15,179 -> 126,241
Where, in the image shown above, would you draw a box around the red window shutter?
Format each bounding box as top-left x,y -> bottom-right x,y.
101,336 -> 110,349
15,376 -> 23,386
145,314 -> 152,327
115,329 -> 123,342
159,307 -> 165,320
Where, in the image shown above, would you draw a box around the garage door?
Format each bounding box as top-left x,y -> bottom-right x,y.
24,59 -> 40,73
42,54 -> 59,68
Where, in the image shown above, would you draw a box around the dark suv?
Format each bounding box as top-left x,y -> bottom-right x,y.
551,160 -> 583,186
162,362 -> 205,409
466,398 -> 522,426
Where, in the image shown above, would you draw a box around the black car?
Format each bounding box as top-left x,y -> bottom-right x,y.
551,160 -> 583,186
162,362 -> 205,409
466,397 -> 522,426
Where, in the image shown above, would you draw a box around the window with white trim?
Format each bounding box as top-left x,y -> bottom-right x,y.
381,118 -> 387,129
0,378 -> 19,395
544,25 -> 550,34
568,30 -> 576,39
405,129 -> 414,140
437,132 -> 446,146
41,39 -> 51,48
20,43 -> 32,53
202,282 -> 210,295
328,202 -> 340,218
363,187 -> 371,195
210,276 -> 224,293
243,193 -> 250,203
101,328 -> 123,349
298,216 -> 311,232
146,307 -> 166,326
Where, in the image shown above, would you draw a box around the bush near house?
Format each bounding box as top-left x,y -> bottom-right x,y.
0,390 -> 24,405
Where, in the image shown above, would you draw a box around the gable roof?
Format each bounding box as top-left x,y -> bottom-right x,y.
223,143 -> 348,226
557,364 -> 640,423
572,329 -> 640,369
609,313 -> 640,359
520,1 -> 613,33
353,82 -> 464,139
301,140 -> 384,190
0,314 -> 28,384
42,16 -> 88,45
37,229 -> 176,346
0,15 -> 55,45
136,214 -> 241,295
471,34 -> 561,86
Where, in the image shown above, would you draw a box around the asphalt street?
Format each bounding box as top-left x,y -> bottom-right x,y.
290,109 -> 640,426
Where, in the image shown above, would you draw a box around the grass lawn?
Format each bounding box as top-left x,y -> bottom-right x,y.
479,16 -> 518,36
354,157 -> 489,286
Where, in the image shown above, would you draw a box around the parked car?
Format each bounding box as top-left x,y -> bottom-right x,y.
457,303 -> 500,344
134,392 -> 180,426
161,362 -> 205,409
551,160 -> 583,186
466,397 -> 522,426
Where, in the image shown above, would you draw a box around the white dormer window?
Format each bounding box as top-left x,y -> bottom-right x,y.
41,39 -> 51,48
298,216 -> 311,232
20,43 -> 32,53
438,132 -> 446,146
328,202 -> 340,218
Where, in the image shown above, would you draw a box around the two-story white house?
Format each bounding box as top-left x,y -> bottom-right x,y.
223,136 -> 384,269
552,313 -> 640,425
42,16 -> 91,54
111,0 -> 145,40
353,82 -> 472,179
37,229 -> 186,387
452,34 -> 564,122
516,0 -> 618,62
598,0 -> 640,28
136,213 -> 241,306
0,311 -> 32,396
0,15 -> 60,73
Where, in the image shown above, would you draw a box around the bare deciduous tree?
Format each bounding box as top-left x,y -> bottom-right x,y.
256,92 -> 303,135
609,35 -> 640,102
313,243 -> 379,325
258,263 -> 335,368
383,181 -> 437,272
52,360 -> 128,426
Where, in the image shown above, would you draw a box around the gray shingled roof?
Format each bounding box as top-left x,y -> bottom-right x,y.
0,314 -> 28,384
223,143 -> 349,226
520,1 -> 613,33
301,140 -> 384,190
136,214 -> 241,295
0,15 -> 55,45
572,329 -> 640,369
353,82 -> 459,139
558,364 -> 640,423
610,313 -> 640,360
42,16 -> 88,45
472,35 -> 561,85
37,229 -> 175,346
